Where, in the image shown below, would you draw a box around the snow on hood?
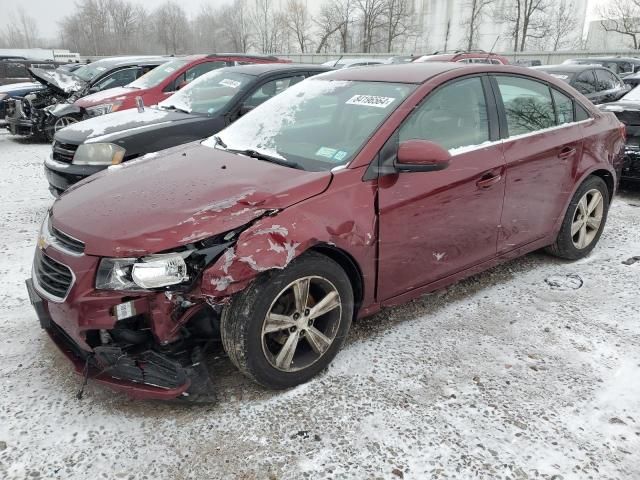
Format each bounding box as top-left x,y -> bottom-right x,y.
70,107 -> 173,141
29,67 -> 85,94
51,142 -> 332,257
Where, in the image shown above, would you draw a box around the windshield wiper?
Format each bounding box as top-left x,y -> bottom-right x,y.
212,135 -> 227,149
229,148 -> 303,170
160,104 -> 190,114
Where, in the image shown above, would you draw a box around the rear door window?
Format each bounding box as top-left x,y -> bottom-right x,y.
573,70 -> 597,94
92,67 -> 139,91
594,69 -> 620,90
242,76 -> 306,109
495,76 -> 555,136
184,61 -> 228,83
399,76 -> 490,150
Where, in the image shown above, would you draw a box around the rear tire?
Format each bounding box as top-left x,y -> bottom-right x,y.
221,251 -> 353,389
546,175 -> 610,260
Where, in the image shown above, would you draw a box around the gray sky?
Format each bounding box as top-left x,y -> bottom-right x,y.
1,0 -> 233,39
3,0 -> 606,42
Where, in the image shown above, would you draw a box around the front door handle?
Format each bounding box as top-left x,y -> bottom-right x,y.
558,147 -> 577,159
476,173 -> 502,188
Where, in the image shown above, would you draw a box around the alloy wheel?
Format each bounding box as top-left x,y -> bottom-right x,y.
571,188 -> 604,249
261,276 -> 342,372
54,116 -> 78,132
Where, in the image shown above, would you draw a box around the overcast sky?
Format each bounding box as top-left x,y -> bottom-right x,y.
2,0 -> 607,41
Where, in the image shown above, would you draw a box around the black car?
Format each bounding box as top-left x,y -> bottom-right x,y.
5,56 -> 169,140
534,64 -> 629,104
45,63 -> 331,196
562,57 -> 640,77
599,86 -> 640,182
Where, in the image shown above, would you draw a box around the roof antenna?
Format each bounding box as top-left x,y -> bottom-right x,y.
333,55 -> 344,68
487,35 -> 500,62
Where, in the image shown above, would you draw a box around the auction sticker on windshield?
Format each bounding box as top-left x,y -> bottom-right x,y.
346,95 -> 396,108
220,79 -> 241,88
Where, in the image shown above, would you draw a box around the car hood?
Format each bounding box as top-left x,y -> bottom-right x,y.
51,142 -> 332,257
75,87 -> 140,107
28,67 -> 85,95
56,107 -> 197,144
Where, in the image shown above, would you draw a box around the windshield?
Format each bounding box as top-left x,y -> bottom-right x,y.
204,78 -> 416,171
73,62 -> 110,82
129,59 -> 188,89
158,70 -> 252,115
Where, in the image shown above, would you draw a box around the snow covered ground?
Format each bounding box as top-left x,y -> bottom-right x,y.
0,129 -> 638,479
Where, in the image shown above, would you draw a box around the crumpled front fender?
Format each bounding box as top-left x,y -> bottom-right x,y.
200,168 -> 378,302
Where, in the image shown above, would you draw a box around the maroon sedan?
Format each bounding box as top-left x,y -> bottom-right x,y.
27,63 -> 624,400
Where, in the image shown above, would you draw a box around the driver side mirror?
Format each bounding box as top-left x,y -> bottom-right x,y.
88,86 -> 99,93
395,139 -> 451,172
239,104 -> 255,117
176,80 -> 189,90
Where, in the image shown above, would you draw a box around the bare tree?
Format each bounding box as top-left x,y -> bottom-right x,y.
462,0 -> 494,50
355,0 -> 386,52
193,4 -> 220,52
252,0 -> 287,53
220,0 -> 253,52
547,0 -> 579,51
382,0 -> 415,52
314,2 -> 348,53
110,0 -> 138,54
154,0 -> 188,54
598,0 -> 640,49
497,0 -> 550,51
286,0 -> 312,53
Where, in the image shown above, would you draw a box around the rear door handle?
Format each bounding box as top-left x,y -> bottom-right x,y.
558,147 -> 577,159
476,173 -> 502,188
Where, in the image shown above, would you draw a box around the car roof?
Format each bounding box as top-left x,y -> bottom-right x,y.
89,56 -> 174,68
222,63 -> 332,76
320,62 -> 467,83
535,64 -> 603,73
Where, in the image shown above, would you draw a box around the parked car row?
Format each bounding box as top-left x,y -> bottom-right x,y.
23,59 -> 626,401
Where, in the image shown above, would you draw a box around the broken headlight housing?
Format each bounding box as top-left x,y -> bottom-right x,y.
95,228 -> 244,292
72,143 -> 126,166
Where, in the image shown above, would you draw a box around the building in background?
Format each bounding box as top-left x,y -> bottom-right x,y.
586,19 -> 639,50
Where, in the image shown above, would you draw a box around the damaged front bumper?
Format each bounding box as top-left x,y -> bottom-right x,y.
26,252 -> 219,401
623,147 -> 640,181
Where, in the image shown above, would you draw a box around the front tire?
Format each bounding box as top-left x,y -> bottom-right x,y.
221,251 -> 353,389
45,115 -> 79,142
546,175 -> 610,260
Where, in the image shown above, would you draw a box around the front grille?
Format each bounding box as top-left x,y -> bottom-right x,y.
51,224 -> 85,254
52,141 -> 79,163
34,250 -> 74,300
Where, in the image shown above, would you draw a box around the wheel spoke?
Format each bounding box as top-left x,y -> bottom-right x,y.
586,215 -> 602,230
308,291 -> 340,319
577,196 -> 588,216
587,191 -> 602,215
275,330 -> 300,369
571,219 -> 583,236
263,313 -> 296,334
578,224 -> 588,248
293,278 -> 310,313
306,326 -> 332,354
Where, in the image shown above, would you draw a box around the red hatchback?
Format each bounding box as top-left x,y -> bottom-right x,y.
74,54 -> 288,117
28,63 -> 624,400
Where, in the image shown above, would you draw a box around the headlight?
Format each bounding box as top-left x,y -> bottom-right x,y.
85,102 -> 122,117
0,93 -> 7,101
96,252 -> 190,291
72,143 -> 126,166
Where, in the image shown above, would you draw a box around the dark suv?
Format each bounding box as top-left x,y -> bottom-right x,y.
534,64 -> 629,104
563,57 -> 640,77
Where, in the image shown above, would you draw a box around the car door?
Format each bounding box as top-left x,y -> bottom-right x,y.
377,75 -> 506,300
493,75 -> 583,252
573,69 -> 601,103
